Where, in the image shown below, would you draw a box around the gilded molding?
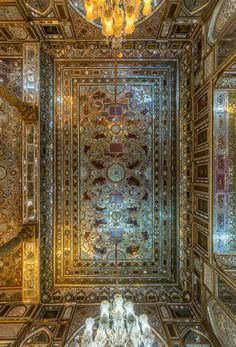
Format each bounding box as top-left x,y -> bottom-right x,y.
0,84 -> 38,121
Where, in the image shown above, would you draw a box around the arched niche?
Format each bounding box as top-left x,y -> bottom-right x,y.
208,0 -> 236,45
65,315 -> 168,347
182,328 -> 212,347
213,59 -> 236,276
207,298 -> 236,347
20,328 -> 52,347
183,0 -> 210,16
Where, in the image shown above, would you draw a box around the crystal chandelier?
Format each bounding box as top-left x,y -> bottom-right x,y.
73,245 -> 155,346
84,0 -> 152,39
75,294 -> 155,347
73,47 -> 155,347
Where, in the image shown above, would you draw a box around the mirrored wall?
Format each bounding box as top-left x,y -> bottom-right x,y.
213,61 -> 236,276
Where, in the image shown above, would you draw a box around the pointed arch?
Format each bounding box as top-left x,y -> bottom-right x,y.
65,315 -> 169,347
181,327 -> 212,346
20,327 -> 52,347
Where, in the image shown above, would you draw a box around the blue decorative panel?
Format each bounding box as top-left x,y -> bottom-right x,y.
214,90 -> 236,254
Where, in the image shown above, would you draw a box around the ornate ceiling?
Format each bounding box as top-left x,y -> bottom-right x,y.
0,0 -> 215,43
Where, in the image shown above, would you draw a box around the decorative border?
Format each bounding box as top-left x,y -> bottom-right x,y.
39,41 -> 193,303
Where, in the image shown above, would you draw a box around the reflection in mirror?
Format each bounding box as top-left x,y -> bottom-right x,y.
183,329 -> 211,347
217,275 -> 236,317
21,329 -> 51,347
213,61 -> 236,276
217,23 -> 236,67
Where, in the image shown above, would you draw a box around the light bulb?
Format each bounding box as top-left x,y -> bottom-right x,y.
85,0 -> 93,11
126,4 -> 136,20
102,23 -> 114,36
114,27 -> 122,38
85,317 -> 95,331
125,16 -> 135,35
142,0 -> 152,16
125,22 -> 135,34
143,0 -> 151,5
86,9 -> 96,21
114,6 -> 124,27
142,3 -> 151,16
97,0 -> 105,5
134,0 -> 141,14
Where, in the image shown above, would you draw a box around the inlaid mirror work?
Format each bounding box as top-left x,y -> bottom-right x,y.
20,329 -> 51,347
183,329 -> 211,347
213,61 -> 236,276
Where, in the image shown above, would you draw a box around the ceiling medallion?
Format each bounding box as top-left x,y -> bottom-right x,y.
83,0 -> 153,45
107,163 -> 126,182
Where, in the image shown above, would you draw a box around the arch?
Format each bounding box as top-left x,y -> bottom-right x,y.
183,0 -> 210,16
181,327 -> 212,346
25,0 -> 53,17
207,298 -> 236,347
208,0 -> 236,45
20,327 -> 52,347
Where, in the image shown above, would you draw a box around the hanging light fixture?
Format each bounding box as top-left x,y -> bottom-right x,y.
75,293 -> 155,346
84,0 -> 152,41
72,50 -> 155,347
73,244 -> 155,347
73,241 -> 155,346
